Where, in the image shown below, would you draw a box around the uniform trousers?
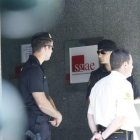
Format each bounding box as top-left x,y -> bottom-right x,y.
27,116 -> 51,140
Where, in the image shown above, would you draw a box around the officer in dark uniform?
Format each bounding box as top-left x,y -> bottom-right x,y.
86,40 -> 140,104
86,40 -> 140,140
19,32 -> 62,140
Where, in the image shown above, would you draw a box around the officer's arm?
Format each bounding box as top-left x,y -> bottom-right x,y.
127,76 -> 140,99
49,96 -> 57,110
101,116 -> 126,139
87,78 -> 91,105
32,92 -> 62,120
87,98 -> 90,105
87,113 -> 98,134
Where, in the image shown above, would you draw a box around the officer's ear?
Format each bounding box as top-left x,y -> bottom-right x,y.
44,45 -> 49,52
123,62 -> 128,70
124,62 -> 128,66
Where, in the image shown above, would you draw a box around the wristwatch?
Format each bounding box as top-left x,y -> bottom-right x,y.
101,132 -> 105,140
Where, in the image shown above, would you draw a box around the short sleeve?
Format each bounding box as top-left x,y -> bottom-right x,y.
116,83 -> 134,117
26,67 -> 45,93
88,102 -> 94,114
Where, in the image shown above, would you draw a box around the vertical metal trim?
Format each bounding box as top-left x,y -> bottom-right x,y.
126,131 -> 128,140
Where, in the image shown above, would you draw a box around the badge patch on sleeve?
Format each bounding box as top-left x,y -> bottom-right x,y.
124,93 -> 132,100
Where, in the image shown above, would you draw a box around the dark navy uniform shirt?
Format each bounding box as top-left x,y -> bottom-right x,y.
19,55 -> 50,118
86,65 -> 140,99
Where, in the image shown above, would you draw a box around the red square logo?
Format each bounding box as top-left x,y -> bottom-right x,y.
15,66 -> 22,74
72,55 -> 84,72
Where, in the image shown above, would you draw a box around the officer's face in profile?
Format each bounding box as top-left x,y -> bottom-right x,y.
45,41 -> 53,61
98,49 -> 112,64
126,55 -> 133,77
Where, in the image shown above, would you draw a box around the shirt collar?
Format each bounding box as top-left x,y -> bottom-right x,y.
101,65 -> 110,72
111,71 -> 126,80
29,55 -> 41,66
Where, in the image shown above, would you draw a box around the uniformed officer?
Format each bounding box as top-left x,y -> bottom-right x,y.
88,49 -> 135,140
19,32 -> 62,140
86,39 -> 140,105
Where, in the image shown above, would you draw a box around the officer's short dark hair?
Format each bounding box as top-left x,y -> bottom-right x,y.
31,32 -> 53,53
110,48 -> 130,70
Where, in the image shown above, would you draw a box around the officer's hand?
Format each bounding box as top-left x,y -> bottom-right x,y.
49,119 -> 57,127
90,133 -> 102,140
55,112 -> 62,127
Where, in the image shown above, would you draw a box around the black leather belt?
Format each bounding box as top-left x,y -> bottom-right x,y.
98,124 -> 106,132
98,125 -> 128,133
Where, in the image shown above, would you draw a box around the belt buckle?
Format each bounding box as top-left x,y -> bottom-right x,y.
114,130 -> 124,134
